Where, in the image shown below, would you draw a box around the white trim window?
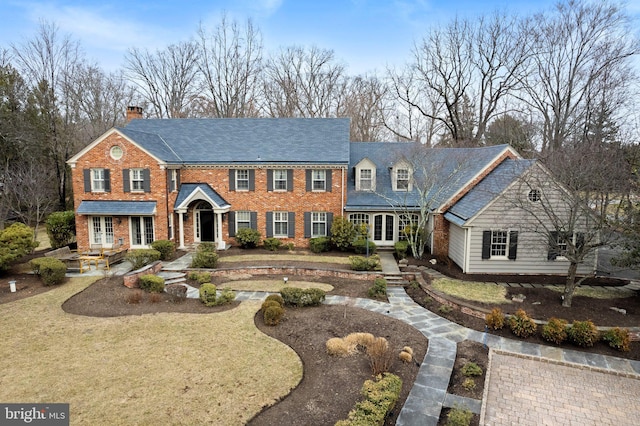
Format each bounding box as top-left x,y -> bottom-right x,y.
92,169 -> 105,192
90,216 -> 114,245
311,212 -> 327,237
273,170 -> 287,191
169,169 -> 178,192
131,216 -> 154,247
349,213 -> 370,226
312,170 -> 326,191
359,169 -> 373,191
274,211 -> 289,237
528,189 -> 541,202
236,211 -> 251,230
131,168 -> 145,192
396,168 -> 410,191
236,170 -> 250,191
491,230 -> 509,258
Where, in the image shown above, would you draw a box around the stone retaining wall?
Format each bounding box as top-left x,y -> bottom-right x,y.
204,266 -> 382,282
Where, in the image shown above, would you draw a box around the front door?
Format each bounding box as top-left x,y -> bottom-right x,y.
373,214 -> 395,245
200,210 -> 215,242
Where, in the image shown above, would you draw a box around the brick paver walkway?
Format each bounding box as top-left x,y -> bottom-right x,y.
481,351 -> 640,426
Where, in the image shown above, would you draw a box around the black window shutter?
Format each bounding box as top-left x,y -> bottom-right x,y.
508,231 -> 518,260
576,232 -> 585,251
287,169 -> 294,192
229,169 -> 235,191
143,169 -> 151,192
249,169 -> 255,191
288,212 -> 295,237
326,170 -> 332,192
228,212 -> 236,237
266,212 -> 273,237
306,170 -> 312,192
250,212 -> 257,229
104,169 -> 111,192
481,230 -> 491,259
327,212 -> 334,236
267,170 -> 273,191
123,169 -> 130,192
83,169 -> 91,192
548,231 -> 559,260
176,170 -> 180,189
304,212 -> 311,238
167,170 -> 172,191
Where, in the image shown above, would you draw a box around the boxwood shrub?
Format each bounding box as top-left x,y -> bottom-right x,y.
30,257 -> 66,286
263,237 -> 281,251
349,255 -> 381,271
235,228 -> 261,248
126,249 -> 161,270
352,238 -> 376,255
335,373 -> 402,426
150,239 -> 175,260
138,274 -> 165,293
309,237 -> 331,253
280,287 -> 326,307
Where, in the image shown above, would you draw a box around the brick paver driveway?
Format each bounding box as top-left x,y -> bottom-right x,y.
481,351 -> 640,425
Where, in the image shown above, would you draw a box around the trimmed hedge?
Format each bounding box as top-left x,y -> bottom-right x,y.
394,240 -> 409,259
353,238 -> 376,254
235,228 -> 261,248
368,278 -> 387,299
139,274 -> 165,293
335,373 -> 402,426
309,237 -> 331,253
349,254 -> 381,271
263,237 -> 281,251
30,257 -> 66,286
191,251 -> 219,268
126,249 -> 161,270
199,283 -> 235,306
150,240 -> 175,260
280,287 -> 326,307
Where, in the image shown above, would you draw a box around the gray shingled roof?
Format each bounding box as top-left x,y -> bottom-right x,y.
118,118 -> 350,165
345,143 -> 512,211
77,200 -> 157,215
174,183 -> 230,209
446,158 -> 535,225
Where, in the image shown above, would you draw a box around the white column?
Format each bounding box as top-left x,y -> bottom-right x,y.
178,212 -> 185,249
216,212 -> 225,250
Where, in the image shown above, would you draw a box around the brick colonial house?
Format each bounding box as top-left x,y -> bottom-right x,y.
68,109 -> 595,275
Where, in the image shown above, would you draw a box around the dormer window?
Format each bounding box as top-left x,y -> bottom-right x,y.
360,169 -> 373,190
392,161 -> 412,191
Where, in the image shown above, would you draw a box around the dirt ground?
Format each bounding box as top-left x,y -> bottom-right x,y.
2,249 -> 638,425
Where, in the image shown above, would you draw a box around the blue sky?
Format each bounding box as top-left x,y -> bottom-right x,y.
1,0 -> 639,75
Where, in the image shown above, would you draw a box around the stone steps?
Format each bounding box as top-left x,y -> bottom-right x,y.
384,274 -> 409,286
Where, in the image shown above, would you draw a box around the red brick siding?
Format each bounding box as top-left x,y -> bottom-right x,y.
71,131 -> 346,250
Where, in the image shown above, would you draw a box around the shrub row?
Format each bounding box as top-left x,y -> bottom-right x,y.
335,373 -> 403,426
486,308 -> 631,352
199,283 -> 235,306
280,287 -> 325,307
30,257 -> 66,286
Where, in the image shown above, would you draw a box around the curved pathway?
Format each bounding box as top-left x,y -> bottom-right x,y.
159,252 -> 640,425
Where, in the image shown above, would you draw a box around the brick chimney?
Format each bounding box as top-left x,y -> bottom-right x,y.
126,106 -> 143,122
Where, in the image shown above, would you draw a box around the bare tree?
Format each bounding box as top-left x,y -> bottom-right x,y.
520,0 -> 639,152
400,11 -> 528,145
339,74 -> 388,141
196,16 -> 263,117
125,40 -> 200,118
505,144 -> 626,307
262,45 -> 346,117
377,144 -> 471,258
11,21 -> 85,210
68,64 -> 137,140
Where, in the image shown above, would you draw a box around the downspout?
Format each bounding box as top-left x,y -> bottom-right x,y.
464,227 -> 471,273
341,167 -> 345,214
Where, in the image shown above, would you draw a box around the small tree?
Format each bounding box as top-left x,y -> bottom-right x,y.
45,211 -> 76,249
0,222 -> 39,272
330,216 -> 356,251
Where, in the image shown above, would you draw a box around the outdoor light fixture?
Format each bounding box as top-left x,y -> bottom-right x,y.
283,277 -> 288,284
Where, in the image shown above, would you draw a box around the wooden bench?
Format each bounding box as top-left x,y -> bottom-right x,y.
45,246 -> 81,271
